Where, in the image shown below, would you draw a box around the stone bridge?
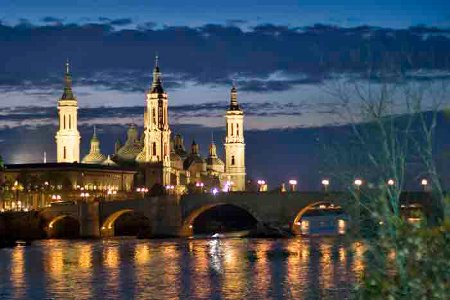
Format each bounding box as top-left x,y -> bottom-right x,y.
39,191 -> 430,238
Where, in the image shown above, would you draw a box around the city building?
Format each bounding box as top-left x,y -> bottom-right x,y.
0,56 -> 247,209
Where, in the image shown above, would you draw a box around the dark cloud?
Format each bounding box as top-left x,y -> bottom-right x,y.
136,22 -> 157,31
109,18 -> 133,26
0,101 -> 317,126
41,17 -> 64,24
0,21 -> 449,93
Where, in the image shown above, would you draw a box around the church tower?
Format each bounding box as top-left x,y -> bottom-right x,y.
224,85 -> 246,191
55,60 -> 80,163
137,56 -> 171,185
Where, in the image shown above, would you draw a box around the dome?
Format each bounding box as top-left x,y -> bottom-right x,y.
116,124 -> 143,162
102,155 -> 117,166
183,154 -> 206,170
206,156 -> 224,166
170,151 -> 183,170
82,152 -> 106,164
135,150 -> 146,163
82,127 -> 106,164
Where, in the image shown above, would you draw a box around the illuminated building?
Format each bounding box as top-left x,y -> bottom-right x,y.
55,60 -> 80,163
224,86 -> 246,191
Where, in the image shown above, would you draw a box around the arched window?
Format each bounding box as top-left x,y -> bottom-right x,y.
69,115 -> 71,129
152,108 -> 156,125
231,155 -> 235,165
236,123 -> 239,137
231,123 -> 234,136
63,115 -> 66,129
164,143 -> 167,157
63,147 -> 67,159
152,142 -> 157,156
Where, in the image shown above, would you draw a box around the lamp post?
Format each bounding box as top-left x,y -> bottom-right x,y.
223,181 -> 233,192
288,179 -> 297,192
421,179 -> 429,192
195,182 -> 204,193
165,185 -> 175,194
107,189 -> 117,201
51,194 -> 62,202
354,179 -> 363,190
321,179 -> 330,192
257,180 -> 267,192
136,187 -> 148,199
387,179 -> 395,187
80,192 -> 90,202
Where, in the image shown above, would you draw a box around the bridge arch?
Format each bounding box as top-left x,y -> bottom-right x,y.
101,209 -> 151,237
291,201 -> 348,235
180,202 -> 261,237
46,215 -> 80,238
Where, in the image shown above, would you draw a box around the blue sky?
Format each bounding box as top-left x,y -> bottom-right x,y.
2,0 -> 450,28
0,0 -> 449,186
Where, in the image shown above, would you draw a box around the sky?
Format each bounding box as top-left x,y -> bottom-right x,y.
0,0 -> 450,187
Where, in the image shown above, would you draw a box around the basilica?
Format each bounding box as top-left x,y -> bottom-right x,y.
56,57 -> 246,193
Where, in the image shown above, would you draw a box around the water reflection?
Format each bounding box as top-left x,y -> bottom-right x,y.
0,237 -> 365,299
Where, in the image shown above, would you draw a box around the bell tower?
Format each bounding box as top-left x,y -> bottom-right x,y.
138,56 -> 171,185
224,85 -> 246,191
55,60 -> 80,163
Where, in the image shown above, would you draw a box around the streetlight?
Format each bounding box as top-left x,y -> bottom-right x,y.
288,179 -> 297,192
421,179 -> 428,191
211,188 -> 219,195
195,182 -> 204,193
107,189 -> 117,200
354,179 -> 363,190
80,192 -> 90,202
321,179 -> 330,192
51,194 -> 62,201
257,180 -> 267,192
136,187 -> 148,199
387,179 -> 395,187
223,181 -> 233,192
165,185 -> 175,194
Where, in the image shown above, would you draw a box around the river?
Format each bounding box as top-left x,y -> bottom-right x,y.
0,237 -> 364,299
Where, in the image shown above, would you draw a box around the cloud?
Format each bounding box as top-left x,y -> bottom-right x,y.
1,21 -> 449,95
41,16 -> 64,24
0,98 -> 345,132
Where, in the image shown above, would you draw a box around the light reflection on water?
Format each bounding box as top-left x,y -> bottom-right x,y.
0,238 -> 364,299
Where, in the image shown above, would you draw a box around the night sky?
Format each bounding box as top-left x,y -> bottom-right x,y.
0,0 -> 450,188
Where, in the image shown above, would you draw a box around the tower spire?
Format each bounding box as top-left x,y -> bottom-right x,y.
65,58 -> 70,74
230,84 -> 239,110
151,54 -> 164,93
209,131 -> 217,157
61,59 -> 75,100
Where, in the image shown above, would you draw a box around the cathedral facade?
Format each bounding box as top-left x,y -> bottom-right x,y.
65,57 -> 246,192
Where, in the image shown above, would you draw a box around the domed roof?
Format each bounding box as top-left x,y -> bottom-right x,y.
117,143 -> 143,161
135,150 -> 146,163
101,155 -> 117,166
117,124 -> 143,161
82,152 -> 106,164
82,126 -> 106,164
170,151 -> 183,169
206,156 -> 224,166
183,154 -> 206,170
